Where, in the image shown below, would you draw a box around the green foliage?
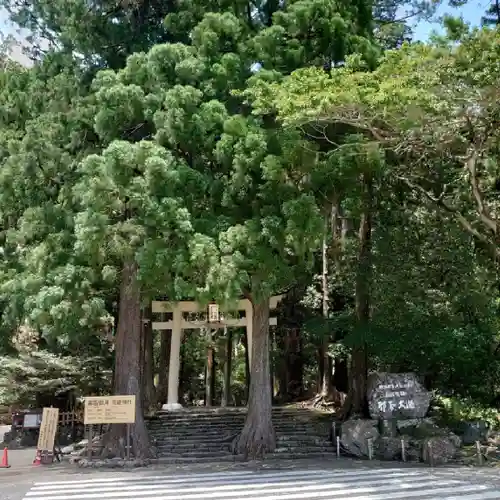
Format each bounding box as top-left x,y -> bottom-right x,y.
0,0 -> 499,426
433,395 -> 500,430
0,350 -> 111,406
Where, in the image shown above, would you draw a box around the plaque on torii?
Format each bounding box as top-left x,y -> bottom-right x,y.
208,303 -> 220,324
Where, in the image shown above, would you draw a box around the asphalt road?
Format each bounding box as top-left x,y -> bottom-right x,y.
3,461 -> 500,500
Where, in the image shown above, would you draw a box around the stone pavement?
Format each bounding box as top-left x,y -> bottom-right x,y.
4,457 -> 500,500
13,466 -> 500,500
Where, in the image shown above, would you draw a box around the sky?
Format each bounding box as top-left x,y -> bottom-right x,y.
0,0 -> 492,55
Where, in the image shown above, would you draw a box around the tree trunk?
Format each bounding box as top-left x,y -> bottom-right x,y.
345,173 -> 373,417
104,259 -> 151,459
289,328 -> 304,399
270,326 -> 276,402
221,327 -> 232,407
236,297 -> 276,458
158,330 -> 171,405
242,329 -> 251,402
320,214 -> 330,396
205,328 -> 214,407
142,304 -> 156,412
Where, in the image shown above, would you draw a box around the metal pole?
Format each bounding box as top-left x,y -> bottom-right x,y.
476,441 -> 482,465
126,424 -> 131,460
401,439 -> 406,462
336,436 -> 340,458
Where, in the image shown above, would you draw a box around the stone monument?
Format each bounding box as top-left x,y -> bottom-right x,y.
367,372 -> 431,420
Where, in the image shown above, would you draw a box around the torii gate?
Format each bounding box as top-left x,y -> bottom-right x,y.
152,296 -> 284,410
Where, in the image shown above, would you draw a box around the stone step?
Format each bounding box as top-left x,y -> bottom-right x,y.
149,427 -> 328,434
148,425 -> 328,433
156,446 -> 334,458
157,446 -> 333,455
152,417 -> 331,425
152,436 -> 330,445
148,421 -> 330,428
148,428 -> 330,436
155,440 -> 332,450
148,408 -> 333,463
150,419 -> 329,427
154,414 -> 331,422
153,436 -> 332,444
154,451 -> 336,464
151,420 -> 328,426
154,407 -> 329,415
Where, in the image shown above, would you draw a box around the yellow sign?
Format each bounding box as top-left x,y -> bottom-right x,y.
37,407 -> 59,451
84,395 -> 136,424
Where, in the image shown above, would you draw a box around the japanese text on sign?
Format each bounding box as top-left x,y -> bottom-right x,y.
37,407 -> 59,451
376,380 -> 416,414
84,395 -> 136,424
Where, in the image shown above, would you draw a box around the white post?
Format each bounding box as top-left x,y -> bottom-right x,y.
162,306 -> 182,411
246,301 -> 253,368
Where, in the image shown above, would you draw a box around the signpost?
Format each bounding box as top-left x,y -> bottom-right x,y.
36,407 -> 59,464
83,395 -> 136,460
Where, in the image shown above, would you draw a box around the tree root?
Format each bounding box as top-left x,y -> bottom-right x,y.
99,429 -> 127,459
236,419 -> 276,460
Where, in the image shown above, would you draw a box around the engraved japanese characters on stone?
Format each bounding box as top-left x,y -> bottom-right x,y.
367,372 -> 431,420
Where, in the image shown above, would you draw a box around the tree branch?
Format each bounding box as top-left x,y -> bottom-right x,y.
397,174 -> 500,261
465,149 -> 497,234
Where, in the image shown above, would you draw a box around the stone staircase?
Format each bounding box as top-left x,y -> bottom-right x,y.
147,407 -> 335,463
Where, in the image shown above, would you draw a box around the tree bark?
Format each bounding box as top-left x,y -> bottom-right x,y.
104,259 -> 151,459
345,173 -> 373,417
289,328 -> 304,399
236,296 -> 276,458
158,330 -> 171,405
221,327 -> 232,407
242,329 -> 251,401
142,303 -> 156,412
205,328 -> 214,407
320,214 -> 330,396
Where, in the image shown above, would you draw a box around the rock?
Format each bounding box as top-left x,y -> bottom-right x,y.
376,437 -> 402,460
61,444 -> 75,454
398,418 -> 446,439
340,419 -> 379,457
397,418 -> 435,431
379,418 -> 398,437
2,431 -> 13,444
404,438 -> 424,462
459,421 -> 489,445
367,372 -> 431,420
448,432 -> 462,448
487,431 -> 500,447
422,436 -> 458,465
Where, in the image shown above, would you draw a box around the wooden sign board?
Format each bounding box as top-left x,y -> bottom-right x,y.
84,395 -> 136,425
37,407 -> 59,451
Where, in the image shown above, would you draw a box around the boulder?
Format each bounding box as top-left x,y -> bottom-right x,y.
458,421 -> 489,445
340,419 -> 379,457
376,437 -> 402,460
422,436 -> 458,465
367,372 -> 431,420
397,418 -> 444,439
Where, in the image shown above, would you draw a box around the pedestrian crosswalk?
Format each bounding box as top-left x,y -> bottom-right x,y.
23,467 -> 500,500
